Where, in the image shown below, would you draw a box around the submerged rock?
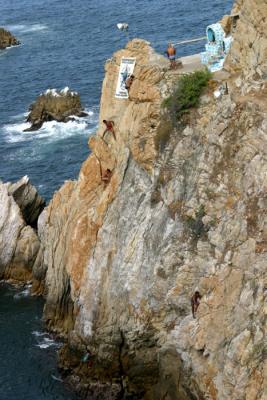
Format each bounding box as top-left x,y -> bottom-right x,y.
0,27 -> 20,49
24,88 -> 87,131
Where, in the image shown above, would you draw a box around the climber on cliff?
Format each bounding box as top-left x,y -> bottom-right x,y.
101,168 -> 112,184
125,74 -> 135,91
165,43 -> 177,69
81,348 -> 93,368
191,291 -> 202,319
102,120 -> 116,141
95,155 -> 113,184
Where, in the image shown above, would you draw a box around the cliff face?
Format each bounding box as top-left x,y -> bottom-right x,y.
40,6 -> 266,400
225,0 -> 267,90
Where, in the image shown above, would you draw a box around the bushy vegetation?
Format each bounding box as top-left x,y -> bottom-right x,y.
163,69 -> 212,119
185,205 -> 207,239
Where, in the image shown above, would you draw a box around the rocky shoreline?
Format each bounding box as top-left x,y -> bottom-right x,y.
0,27 -> 20,49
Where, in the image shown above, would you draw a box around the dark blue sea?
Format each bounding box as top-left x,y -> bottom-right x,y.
0,283 -> 78,400
0,0 -> 233,399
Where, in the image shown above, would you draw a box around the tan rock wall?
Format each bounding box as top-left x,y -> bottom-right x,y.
0,182 -> 42,282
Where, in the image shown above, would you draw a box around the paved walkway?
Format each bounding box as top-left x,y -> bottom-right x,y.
178,53 -> 204,74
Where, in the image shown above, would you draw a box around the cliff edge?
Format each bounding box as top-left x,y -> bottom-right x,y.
39,3 -> 266,399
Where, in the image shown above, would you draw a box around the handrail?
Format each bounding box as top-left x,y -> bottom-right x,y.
173,36 -> 206,46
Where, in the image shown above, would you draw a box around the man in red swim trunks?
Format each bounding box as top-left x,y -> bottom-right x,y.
102,120 -> 116,141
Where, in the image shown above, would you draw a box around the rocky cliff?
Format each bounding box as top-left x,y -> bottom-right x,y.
225,0 -> 267,92
0,177 -> 44,287
39,3 -> 266,399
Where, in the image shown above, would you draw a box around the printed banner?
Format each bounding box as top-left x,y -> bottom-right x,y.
115,57 -> 136,99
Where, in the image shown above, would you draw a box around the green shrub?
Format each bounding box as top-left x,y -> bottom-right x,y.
163,69 -> 212,119
185,205 -> 207,239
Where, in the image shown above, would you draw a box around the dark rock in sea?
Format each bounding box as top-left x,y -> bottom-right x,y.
24,88 -> 88,131
7,175 -> 46,227
0,27 -> 20,49
23,121 -> 44,132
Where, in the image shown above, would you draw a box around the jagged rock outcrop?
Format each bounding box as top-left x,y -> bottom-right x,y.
24,88 -> 87,131
39,4 -> 266,399
0,27 -> 20,49
7,175 -> 45,227
0,178 -> 44,286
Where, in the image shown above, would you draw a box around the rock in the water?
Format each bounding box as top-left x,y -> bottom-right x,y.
0,27 -> 20,49
0,178 -> 44,284
7,175 -> 45,227
24,88 -> 87,131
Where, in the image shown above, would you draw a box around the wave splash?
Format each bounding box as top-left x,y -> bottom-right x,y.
13,283 -> 32,299
3,108 -> 98,144
32,331 -> 63,349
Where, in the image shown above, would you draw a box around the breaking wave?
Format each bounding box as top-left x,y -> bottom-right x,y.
13,283 -> 32,299
34,336 -> 62,349
3,108 -> 98,144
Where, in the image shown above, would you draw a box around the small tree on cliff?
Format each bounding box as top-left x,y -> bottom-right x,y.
163,69 -> 212,120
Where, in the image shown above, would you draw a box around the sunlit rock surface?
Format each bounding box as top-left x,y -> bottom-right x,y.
0,178 -> 44,284
0,27 -> 20,49
24,88 -> 87,131
39,4 -> 266,399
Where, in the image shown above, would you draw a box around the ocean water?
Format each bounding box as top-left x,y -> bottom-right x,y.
0,1 -> 233,399
0,283 -> 79,400
0,0 -> 233,201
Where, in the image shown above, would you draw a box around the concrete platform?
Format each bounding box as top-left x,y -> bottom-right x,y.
178,53 -> 204,74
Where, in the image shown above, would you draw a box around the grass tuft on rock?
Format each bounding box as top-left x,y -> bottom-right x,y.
163,69 -> 212,119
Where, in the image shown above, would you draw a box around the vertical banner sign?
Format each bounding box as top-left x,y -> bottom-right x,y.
115,57 -> 136,99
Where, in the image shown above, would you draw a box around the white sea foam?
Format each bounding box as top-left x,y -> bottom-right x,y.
13,286 -> 31,299
51,375 -> 63,383
33,330 -> 63,349
6,24 -> 48,34
32,331 -> 47,337
10,112 -> 29,121
3,115 -> 95,144
36,343 -> 51,349
35,337 -> 62,349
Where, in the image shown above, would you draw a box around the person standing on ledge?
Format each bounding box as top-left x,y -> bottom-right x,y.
165,43 -> 177,69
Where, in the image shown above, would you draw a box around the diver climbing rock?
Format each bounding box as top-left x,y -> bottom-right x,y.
102,120 -> 116,141
95,155 -> 113,185
191,291 -> 202,319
